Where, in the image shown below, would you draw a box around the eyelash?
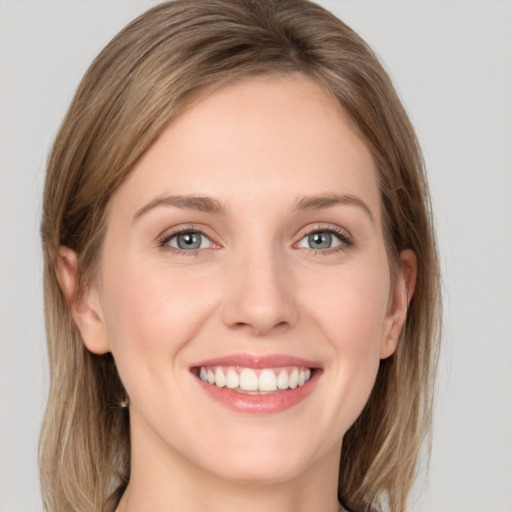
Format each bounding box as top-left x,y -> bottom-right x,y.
295,226 -> 353,255
158,225 -> 353,256
158,226 -> 214,256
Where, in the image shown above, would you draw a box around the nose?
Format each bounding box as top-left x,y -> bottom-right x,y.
221,247 -> 299,337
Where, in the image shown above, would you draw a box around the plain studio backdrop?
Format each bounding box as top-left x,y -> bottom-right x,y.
1,1 -> 511,511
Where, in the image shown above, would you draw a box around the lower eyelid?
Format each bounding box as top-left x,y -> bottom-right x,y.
159,229 -> 208,250
158,226 -> 352,254
296,229 -> 352,249
169,233 -> 210,248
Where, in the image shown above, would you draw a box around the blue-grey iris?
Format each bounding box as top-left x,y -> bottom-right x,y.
308,232 -> 332,249
177,232 -> 202,249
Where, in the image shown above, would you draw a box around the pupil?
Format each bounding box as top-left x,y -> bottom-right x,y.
309,232 -> 331,249
178,232 -> 200,249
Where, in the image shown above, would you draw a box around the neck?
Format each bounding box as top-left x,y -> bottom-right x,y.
118,476 -> 343,512
117,415 -> 343,512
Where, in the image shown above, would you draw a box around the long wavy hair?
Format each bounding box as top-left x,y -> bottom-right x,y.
39,1 -> 441,511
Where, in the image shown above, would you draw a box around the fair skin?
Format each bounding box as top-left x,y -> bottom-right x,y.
57,76 -> 416,512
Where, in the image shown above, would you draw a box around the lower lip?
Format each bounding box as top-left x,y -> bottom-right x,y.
193,370 -> 320,415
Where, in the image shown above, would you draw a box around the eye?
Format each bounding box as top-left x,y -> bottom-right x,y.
162,230 -> 213,251
297,229 -> 350,251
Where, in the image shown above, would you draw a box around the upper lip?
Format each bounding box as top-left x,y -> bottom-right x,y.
191,353 -> 322,369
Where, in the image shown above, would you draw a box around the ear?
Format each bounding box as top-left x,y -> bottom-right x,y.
380,249 -> 417,359
55,246 -> 110,354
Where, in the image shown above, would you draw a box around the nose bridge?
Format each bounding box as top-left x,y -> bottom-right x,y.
221,235 -> 298,336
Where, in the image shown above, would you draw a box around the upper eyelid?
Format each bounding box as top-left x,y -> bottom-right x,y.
294,223 -> 353,240
157,222 -> 352,248
159,224 -> 217,243
163,226 -> 205,237
293,225 -> 354,253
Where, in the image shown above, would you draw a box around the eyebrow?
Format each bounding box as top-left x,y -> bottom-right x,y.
293,193 -> 374,223
133,195 -> 226,221
133,192 -> 374,223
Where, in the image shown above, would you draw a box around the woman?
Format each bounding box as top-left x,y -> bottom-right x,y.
39,1 -> 441,511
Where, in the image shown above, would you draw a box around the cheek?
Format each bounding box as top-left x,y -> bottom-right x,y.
308,263 -> 391,352
99,258 -> 218,380
302,261 -> 390,420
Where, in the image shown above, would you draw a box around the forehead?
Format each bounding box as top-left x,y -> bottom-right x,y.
109,75 -> 381,221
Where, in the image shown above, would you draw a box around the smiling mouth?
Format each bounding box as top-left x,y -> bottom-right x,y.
193,365 -> 314,394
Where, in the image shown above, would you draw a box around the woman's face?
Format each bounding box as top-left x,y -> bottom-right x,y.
71,76 -> 413,485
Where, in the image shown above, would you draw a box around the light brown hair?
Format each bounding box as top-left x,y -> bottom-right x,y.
40,1 -> 441,511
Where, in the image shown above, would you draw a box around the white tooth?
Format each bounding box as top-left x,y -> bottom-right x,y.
239,368 -> 259,391
215,367 -> 226,387
277,369 -> 289,390
226,368 -> 239,389
289,368 -> 299,389
298,369 -> 305,386
259,369 -> 277,392
305,369 -> 311,382
199,367 -> 207,382
207,369 -> 215,384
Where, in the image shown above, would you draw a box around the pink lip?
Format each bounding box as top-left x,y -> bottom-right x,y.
191,353 -> 322,415
192,353 -> 322,369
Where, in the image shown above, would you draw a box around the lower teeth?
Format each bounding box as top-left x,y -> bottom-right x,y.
231,387 -> 288,395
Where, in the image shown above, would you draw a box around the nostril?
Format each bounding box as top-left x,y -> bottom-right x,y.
230,319 -> 290,337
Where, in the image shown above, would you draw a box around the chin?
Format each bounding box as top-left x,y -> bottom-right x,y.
186,427 -> 327,486
204,452 -> 310,486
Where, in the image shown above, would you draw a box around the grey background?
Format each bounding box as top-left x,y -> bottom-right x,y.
1,1 -> 511,511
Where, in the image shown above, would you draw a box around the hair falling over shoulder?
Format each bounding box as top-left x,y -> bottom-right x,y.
39,1 -> 441,511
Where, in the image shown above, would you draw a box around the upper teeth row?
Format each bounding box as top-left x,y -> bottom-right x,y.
199,366 -> 312,392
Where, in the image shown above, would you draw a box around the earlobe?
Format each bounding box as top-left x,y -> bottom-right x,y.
55,246 -> 110,355
380,249 -> 417,359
